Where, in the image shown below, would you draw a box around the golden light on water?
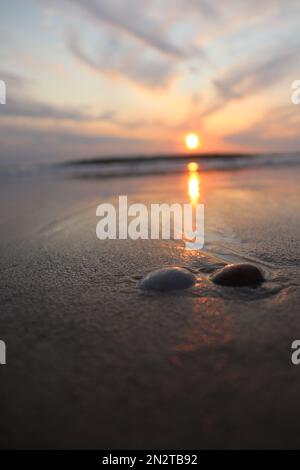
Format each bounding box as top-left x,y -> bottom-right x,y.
188,174 -> 200,203
187,162 -> 199,172
185,133 -> 200,151
188,162 -> 200,204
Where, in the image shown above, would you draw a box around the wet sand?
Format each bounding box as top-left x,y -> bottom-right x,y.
0,165 -> 300,449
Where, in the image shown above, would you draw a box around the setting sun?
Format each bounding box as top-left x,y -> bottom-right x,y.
185,133 -> 200,151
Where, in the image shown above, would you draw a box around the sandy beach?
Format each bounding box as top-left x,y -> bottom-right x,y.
2,0 -> 300,454
0,160 -> 300,449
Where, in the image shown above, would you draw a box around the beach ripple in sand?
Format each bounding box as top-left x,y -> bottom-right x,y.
211,263 -> 264,287
139,267 -> 196,292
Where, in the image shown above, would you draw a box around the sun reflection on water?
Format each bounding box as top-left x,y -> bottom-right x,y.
187,162 -> 199,172
187,162 -> 200,204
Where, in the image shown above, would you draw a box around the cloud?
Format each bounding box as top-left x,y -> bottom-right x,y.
0,90 -> 116,122
69,32 -> 177,89
0,69 -> 115,123
0,123 -> 150,163
225,105 -> 300,151
224,49 -> 299,95
182,0 -> 221,21
69,0 -> 185,59
0,69 -> 29,92
202,44 -> 300,117
213,79 -> 241,100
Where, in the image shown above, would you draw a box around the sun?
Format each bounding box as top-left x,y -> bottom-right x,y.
185,133 -> 200,151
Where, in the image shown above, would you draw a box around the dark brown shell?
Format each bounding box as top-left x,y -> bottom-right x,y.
211,263 -> 264,287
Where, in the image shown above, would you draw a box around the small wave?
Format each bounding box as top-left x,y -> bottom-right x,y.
1,152 -> 299,180
64,152 -> 300,179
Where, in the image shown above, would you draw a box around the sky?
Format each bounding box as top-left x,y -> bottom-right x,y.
0,0 -> 300,163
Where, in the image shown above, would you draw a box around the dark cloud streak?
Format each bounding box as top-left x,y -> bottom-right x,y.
70,0 -> 185,59
1,93 -> 116,122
